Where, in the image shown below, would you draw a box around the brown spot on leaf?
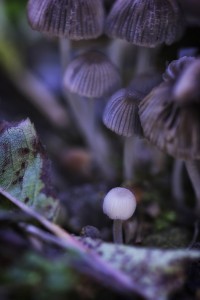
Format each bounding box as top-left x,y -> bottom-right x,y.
12,179 -> 18,185
31,137 -> 39,150
24,197 -> 29,203
2,142 -> 9,153
18,176 -> 23,183
1,158 -> 11,171
18,147 -> 30,156
21,162 -> 26,169
15,170 -> 20,177
12,176 -> 23,185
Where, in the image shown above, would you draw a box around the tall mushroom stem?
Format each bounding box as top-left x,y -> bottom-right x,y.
172,159 -> 185,208
113,219 -> 123,244
123,135 -> 142,181
185,160 -> 200,214
123,136 -> 135,181
59,39 -> 72,71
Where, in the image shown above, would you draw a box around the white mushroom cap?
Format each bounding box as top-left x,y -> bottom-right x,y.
103,187 -> 136,220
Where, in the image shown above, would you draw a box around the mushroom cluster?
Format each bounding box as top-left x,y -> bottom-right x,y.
26,0 -> 200,236
26,0 -> 187,180
139,57 -> 200,214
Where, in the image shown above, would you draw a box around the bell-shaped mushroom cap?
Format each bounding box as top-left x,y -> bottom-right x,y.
27,0 -> 104,40
103,88 -> 143,137
173,59 -> 200,104
139,82 -> 200,160
103,187 -> 137,220
63,51 -> 121,98
105,0 -> 185,47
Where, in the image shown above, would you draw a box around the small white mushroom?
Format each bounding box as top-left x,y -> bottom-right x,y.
103,187 -> 137,244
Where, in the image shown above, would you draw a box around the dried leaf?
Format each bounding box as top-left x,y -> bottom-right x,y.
1,187 -> 200,299
0,119 -> 59,220
79,237 -> 200,300
0,189 -> 138,297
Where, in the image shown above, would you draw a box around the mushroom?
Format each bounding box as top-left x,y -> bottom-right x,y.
105,0 -> 185,47
63,50 -> 121,179
63,50 -> 121,98
139,56 -> 200,214
103,88 -> 143,138
27,0 -> 105,40
103,87 -> 143,180
103,71 -> 162,180
103,187 -> 137,244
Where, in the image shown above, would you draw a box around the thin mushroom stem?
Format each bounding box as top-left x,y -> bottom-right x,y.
87,97 -> 96,135
59,38 -> 72,71
123,136 -> 137,181
185,160 -> 200,214
135,46 -> 159,75
113,219 -> 123,244
172,159 -> 185,209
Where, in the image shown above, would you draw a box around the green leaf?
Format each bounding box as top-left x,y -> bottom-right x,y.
0,119 -> 59,220
79,237 -> 200,300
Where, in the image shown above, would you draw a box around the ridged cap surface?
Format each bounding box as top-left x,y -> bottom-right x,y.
27,0 -> 105,39
63,51 -> 121,98
103,187 -> 137,220
105,0 -> 185,47
103,88 -> 143,137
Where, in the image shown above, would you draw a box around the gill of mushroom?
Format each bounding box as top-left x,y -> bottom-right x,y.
103,187 -> 137,244
139,56 -> 200,215
105,0 -> 185,47
63,50 -> 121,179
27,0 -> 105,40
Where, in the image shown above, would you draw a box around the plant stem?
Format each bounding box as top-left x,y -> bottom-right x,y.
113,219 -> 123,244
185,160 -> 200,215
